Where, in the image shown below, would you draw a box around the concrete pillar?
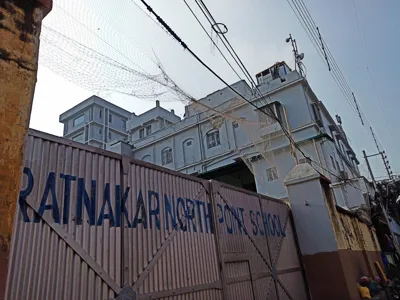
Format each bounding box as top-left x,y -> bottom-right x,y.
0,0 -> 51,297
284,164 -> 352,300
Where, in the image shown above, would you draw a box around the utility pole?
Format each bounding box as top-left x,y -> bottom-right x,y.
0,0 -> 52,294
370,127 -> 393,181
363,150 -> 400,255
363,150 -> 377,189
380,151 -> 393,181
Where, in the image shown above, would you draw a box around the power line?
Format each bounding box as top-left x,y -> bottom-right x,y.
189,0 -> 366,186
286,0 -> 395,170
190,0 -> 254,85
138,0 -> 369,196
182,0 -> 243,81
351,0 -> 395,150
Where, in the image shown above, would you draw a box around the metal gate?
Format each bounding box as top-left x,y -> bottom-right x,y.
5,130 -> 308,299
6,131 -> 123,299
120,156 -> 222,299
210,181 -> 309,300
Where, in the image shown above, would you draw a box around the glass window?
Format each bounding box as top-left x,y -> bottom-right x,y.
161,148 -> 173,165
73,115 -> 84,127
109,113 -> 112,123
99,110 -> 102,119
266,167 -> 278,182
121,119 -> 126,130
186,140 -> 192,146
108,132 -> 112,140
72,133 -> 84,143
99,128 -> 102,135
259,102 -> 281,125
330,156 -> 336,170
206,129 -> 221,149
146,125 -> 152,135
139,128 -> 145,139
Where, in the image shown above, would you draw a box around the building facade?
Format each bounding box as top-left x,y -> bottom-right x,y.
59,95 -> 131,149
61,62 -> 363,201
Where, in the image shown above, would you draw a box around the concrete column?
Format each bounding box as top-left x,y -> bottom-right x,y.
0,0 -> 51,296
284,164 -> 351,300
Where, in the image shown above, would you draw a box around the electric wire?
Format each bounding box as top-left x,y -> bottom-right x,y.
186,0 -> 365,187
182,0 -> 243,81
351,0 -> 396,152
286,0 -> 393,172
138,0 -> 370,197
194,0 -> 257,86
185,0 -> 371,193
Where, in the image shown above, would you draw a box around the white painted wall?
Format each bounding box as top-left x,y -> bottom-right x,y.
95,66 -> 362,201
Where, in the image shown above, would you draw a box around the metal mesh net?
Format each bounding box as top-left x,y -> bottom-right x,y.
38,0 -> 280,188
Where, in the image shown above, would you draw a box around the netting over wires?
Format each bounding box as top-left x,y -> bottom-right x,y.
39,0 -> 192,103
39,0 -> 279,182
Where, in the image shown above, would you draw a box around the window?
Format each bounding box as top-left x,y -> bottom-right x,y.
232,121 -> 239,129
161,148 -> 173,165
206,129 -> 220,149
73,115 -> 84,127
142,155 -> 151,162
311,103 -> 322,122
266,167 -> 278,182
99,128 -> 102,135
72,133 -> 84,143
330,156 -> 336,170
121,119 -> 126,129
139,128 -> 145,138
108,132 -> 112,140
259,102 -> 281,125
99,110 -> 102,119
186,140 -> 192,147
109,113 -> 112,123
146,125 -> 152,136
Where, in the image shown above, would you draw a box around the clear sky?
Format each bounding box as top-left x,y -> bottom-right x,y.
31,0 -> 399,180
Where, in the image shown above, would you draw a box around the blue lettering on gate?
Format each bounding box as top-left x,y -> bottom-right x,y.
17,168 -> 286,237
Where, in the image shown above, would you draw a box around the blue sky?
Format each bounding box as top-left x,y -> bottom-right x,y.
31,0 -> 399,179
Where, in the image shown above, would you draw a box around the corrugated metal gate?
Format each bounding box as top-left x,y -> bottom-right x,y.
211,181 -> 309,300
5,130 -> 308,299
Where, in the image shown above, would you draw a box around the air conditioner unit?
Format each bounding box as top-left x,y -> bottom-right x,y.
339,170 -> 349,180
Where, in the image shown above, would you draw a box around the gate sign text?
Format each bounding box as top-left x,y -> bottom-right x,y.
18,168 -> 286,237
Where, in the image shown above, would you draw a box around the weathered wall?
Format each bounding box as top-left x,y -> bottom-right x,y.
0,0 -> 51,298
285,163 -> 382,300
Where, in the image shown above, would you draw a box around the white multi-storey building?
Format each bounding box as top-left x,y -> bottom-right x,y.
60,96 -> 131,149
61,62 -> 363,201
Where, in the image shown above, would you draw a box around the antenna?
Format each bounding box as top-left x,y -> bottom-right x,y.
286,34 -> 305,77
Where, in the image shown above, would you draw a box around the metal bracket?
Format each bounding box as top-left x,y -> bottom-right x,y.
109,286 -> 137,300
